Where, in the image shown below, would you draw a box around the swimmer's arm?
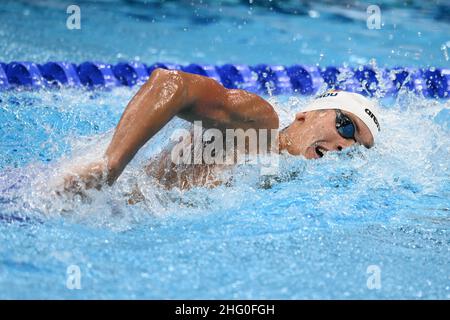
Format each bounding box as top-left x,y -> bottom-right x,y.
63,68 -> 278,190
106,69 -> 278,182
176,76 -> 279,131
103,68 -> 190,184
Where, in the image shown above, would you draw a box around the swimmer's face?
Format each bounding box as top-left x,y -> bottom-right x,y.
279,109 -> 374,159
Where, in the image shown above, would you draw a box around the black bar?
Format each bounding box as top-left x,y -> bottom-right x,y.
0,300 -> 447,318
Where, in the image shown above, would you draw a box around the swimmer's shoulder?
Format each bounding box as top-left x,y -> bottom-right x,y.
223,89 -> 279,130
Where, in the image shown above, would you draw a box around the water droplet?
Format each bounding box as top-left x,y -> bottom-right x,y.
441,44 -> 449,61
308,10 -> 319,18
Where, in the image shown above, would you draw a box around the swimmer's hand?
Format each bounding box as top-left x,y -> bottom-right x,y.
57,160 -> 109,197
56,160 -> 146,205
124,184 -> 145,205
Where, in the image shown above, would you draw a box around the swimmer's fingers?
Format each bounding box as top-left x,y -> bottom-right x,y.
54,162 -> 107,200
53,174 -> 89,200
64,161 -> 108,191
125,184 -> 145,205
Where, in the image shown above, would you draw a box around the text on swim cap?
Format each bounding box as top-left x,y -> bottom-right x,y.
316,92 -> 338,99
365,108 -> 380,131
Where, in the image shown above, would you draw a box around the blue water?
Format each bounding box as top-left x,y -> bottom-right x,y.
0,0 -> 449,299
1,0 -> 449,67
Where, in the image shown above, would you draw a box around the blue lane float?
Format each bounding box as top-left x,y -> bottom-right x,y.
287,65 -> 324,94
421,68 -> 449,98
181,63 -> 222,84
385,67 -> 416,95
216,64 -> 258,91
147,62 -> 181,75
77,62 -> 119,88
4,62 -> 45,87
0,62 -> 9,89
0,61 -> 448,98
39,62 -> 80,87
113,62 -> 149,86
251,64 -> 292,94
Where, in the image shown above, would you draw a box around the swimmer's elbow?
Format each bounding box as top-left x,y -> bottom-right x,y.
147,68 -> 189,108
149,68 -> 185,91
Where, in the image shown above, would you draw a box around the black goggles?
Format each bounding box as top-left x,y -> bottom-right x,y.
335,109 -> 356,141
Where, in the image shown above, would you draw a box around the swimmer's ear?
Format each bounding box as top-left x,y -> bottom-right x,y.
295,111 -> 307,123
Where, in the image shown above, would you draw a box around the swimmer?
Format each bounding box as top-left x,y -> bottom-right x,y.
61,68 -> 380,194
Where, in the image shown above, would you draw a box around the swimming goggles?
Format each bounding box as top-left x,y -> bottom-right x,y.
335,109 -> 356,141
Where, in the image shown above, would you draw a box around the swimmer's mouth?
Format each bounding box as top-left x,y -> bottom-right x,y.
315,145 -> 328,158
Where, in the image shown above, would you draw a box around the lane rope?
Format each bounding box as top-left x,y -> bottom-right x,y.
0,61 -> 448,98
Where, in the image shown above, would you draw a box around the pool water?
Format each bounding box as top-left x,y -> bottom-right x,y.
0,0 -> 449,299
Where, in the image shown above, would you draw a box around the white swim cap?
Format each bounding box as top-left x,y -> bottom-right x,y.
302,90 -> 381,140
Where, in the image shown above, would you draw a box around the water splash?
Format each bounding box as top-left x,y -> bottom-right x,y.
0,86 -> 448,233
